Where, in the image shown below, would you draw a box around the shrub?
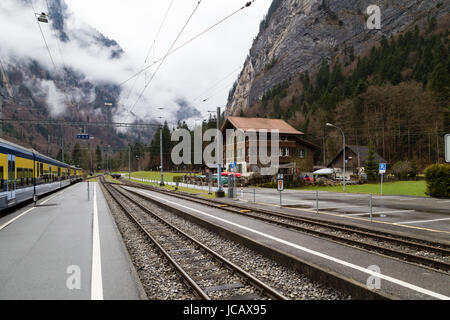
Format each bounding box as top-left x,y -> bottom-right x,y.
173,176 -> 183,183
424,164 -> 450,198
392,161 -> 410,179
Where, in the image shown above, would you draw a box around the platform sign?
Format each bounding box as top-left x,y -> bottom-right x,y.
445,134 -> 450,163
77,134 -> 89,140
379,163 -> 386,196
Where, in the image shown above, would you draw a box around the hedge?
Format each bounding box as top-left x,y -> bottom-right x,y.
424,164 -> 450,198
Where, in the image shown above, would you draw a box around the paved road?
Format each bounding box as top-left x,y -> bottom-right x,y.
126,176 -> 450,234
126,186 -> 450,300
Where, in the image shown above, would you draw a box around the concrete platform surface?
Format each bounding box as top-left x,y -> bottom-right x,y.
0,182 -> 144,300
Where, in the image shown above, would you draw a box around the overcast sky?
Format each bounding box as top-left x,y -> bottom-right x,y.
0,0 -> 271,126
62,0 -> 272,125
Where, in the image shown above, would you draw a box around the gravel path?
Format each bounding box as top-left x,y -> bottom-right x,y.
101,183 -> 196,300
119,186 -> 352,300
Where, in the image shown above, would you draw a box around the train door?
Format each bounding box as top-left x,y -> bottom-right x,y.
7,154 -> 16,201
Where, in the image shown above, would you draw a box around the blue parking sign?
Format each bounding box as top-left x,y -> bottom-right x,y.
379,163 -> 386,174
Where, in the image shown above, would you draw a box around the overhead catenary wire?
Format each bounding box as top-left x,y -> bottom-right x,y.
29,0 -> 77,113
29,0 -> 58,72
125,0 -> 204,122
119,0 -> 257,87
122,0 -> 176,110
191,66 -> 242,103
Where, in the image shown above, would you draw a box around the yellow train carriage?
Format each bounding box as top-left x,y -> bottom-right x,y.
0,138 -> 83,210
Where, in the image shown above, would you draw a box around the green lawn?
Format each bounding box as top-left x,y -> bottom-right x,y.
296,180 -> 428,197
127,171 -> 188,182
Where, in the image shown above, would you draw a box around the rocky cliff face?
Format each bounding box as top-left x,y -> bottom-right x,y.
227,0 -> 449,115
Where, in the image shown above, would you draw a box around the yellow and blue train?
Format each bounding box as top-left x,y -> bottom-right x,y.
0,138 -> 83,210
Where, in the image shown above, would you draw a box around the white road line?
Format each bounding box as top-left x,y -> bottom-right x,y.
319,206 -> 365,210
91,185 -> 103,300
133,188 -> 449,300
346,210 -> 415,216
438,200 -> 450,203
395,218 -> 450,225
0,188 -> 67,231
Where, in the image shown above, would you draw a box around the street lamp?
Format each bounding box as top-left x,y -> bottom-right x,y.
158,108 -> 164,186
326,123 -> 346,192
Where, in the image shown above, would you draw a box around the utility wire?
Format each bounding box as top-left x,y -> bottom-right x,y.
29,0 -> 58,73
119,0 -> 256,87
122,0 -> 176,110
125,0 -> 204,122
191,66 -> 242,103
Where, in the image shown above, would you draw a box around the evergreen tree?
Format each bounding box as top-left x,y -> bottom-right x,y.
429,62 -> 449,100
365,141 -> 378,182
71,143 -> 82,167
96,145 -> 103,170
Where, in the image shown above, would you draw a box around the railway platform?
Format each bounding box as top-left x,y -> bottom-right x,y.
0,182 -> 145,300
125,185 -> 450,300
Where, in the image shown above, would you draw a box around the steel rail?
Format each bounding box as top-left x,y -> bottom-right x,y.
101,179 -> 209,299
102,179 -> 288,300
120,180 -> 450,273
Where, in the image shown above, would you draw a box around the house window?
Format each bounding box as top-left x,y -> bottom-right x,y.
298,149 -> 306,159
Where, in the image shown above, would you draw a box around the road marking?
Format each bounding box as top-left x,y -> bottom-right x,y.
133,188 -> 450,300
395,218 -> 450,225
346,210 -> 415,217
0,188 -> 69,231
319,206 -> 365,210
438,200 -> 450,203
91,185 -> 103,300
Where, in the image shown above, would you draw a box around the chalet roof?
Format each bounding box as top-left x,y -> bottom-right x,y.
327,145 -> 387,167
223,117 -> 303,135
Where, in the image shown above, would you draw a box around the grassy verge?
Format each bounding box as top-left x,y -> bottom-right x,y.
129,171 -> 189,182
105,175 -> 122,184
294,180 -> 427,197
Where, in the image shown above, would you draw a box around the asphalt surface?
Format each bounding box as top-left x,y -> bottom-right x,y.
126,185 -> 450,300
0,182 -> 143,300
127,177 -> 450,234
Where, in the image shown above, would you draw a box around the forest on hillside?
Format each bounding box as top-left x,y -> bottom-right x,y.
246,21 -> 449,170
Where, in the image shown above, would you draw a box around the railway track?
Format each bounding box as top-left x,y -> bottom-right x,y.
119,179 -> 450,274
101,178 -> 288,300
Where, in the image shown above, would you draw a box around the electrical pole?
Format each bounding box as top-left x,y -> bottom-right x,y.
128,145 -> 131,180
160,126 -> 164,186
61,137 -> 64,163
216,107 -> 224,197
47,135 -> 51,156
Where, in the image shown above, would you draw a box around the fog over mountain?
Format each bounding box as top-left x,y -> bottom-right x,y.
0,0 -> 202,127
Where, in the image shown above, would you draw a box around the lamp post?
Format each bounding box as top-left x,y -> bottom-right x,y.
326,123 -> 346,192
158,108 -> 164,186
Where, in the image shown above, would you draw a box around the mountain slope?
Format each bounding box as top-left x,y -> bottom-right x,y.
226,0 -> 449,168
0,0 -> 154,164
227,0 -> 449,114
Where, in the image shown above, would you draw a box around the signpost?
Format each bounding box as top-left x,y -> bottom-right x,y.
445,134 -> 450,163
379,163 -> 386,196
277,174 -> 284,206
